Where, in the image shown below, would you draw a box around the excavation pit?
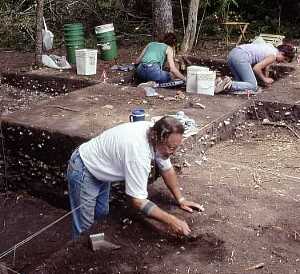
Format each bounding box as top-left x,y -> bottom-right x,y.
0,62 -> 299,273
2,120 -> 298,274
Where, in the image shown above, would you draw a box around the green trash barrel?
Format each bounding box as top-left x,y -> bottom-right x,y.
95,23 -> 118,60
64,23 -> 85,64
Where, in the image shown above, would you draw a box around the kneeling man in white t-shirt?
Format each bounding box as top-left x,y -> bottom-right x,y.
67,116 -> 202,238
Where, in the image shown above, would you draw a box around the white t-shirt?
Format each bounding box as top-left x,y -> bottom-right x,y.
79,121 -> 172,199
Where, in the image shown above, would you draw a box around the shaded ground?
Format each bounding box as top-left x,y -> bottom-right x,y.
0,49 -> 35,72
0,191 -> 70,273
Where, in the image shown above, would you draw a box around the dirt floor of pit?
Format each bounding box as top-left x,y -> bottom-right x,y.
21,123 -> 299,274
0,191 -> 71,273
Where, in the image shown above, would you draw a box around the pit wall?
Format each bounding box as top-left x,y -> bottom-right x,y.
247,101 -> 300,122
2,100 -> 299,209
195,100 -> 300,153
1,101 -> 251,208
1,72 -> 98,94
1,75 -> 299,209
2,122 -> 85,208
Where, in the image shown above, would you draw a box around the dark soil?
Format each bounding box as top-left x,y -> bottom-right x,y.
0,191 -> 70,273
30,199 -> 227,274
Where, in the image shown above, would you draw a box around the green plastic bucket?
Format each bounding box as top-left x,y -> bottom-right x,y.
95,23 -> 118,60
66,43 -> 85,66
64,23 -> 84,34
64,23 -> 85,64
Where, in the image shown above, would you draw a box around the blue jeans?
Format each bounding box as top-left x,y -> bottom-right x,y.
227,47 -> 258,92
136,63 -> 171,83
67,149 -> 111,238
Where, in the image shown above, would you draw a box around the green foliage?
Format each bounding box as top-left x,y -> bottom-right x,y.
235,0 -> 300,37
198,0 -> 300,38
216,0 -> 239,22
0,0 -> 151,50
0,0 -> 299,50
0,1 -> 36,50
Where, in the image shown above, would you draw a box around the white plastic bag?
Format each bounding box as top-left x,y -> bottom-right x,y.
42,54 -> 71,70
42,17 -> 54,51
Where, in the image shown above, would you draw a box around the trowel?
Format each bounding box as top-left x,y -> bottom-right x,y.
89,233 -> 121,252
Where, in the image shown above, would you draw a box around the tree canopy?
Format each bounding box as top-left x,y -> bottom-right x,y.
0,0 -> 299,50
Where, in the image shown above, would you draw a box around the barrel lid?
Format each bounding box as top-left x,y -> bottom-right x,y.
95,23 -> 114,34
75,49 -> 98,53
187,65 -> 209,71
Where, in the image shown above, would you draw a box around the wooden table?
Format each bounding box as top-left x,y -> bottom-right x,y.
222,22 -> 249,46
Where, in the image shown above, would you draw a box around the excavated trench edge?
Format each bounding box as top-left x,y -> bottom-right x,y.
1,72 -> 99,95
1,98 -> 299,209
0,69 -> 299,209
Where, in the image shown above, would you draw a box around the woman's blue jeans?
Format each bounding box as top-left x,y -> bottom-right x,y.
136,63 -> 171,83
227,47 -> 258,92
67,149 -> 111,238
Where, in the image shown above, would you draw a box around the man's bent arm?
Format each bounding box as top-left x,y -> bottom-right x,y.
161,167 -> 184,204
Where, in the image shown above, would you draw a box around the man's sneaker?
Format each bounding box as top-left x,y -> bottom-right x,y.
215,77 -> 222,84
137,81 -> 158,89
214,77 -> 232,94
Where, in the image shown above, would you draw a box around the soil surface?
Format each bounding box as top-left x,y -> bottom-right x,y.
0,46 -> 142,81
28,123 -> 300,273
0,191 -> 71,273
0,42 -> 299,274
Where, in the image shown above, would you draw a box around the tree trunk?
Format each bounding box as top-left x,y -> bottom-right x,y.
180,0 -> 200,54
152,0 -> 174,39
35,0 -> 44,65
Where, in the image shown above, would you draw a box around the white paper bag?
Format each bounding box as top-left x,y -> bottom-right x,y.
42,17 -> 54,51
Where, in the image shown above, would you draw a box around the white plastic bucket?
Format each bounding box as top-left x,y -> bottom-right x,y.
196,71 -> 216,96
95,23 -> 114,34
75,49 -> 98,75
186,66 -> 209,93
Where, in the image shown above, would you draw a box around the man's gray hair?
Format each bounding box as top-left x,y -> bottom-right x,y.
148,116 -> 184,145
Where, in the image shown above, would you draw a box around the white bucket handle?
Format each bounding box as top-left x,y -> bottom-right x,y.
43,17 -> 48,31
